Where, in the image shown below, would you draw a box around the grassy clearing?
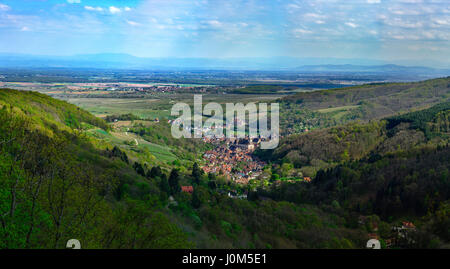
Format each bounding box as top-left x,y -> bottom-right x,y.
86,127 -> 178,163
139,142 -> 177,162
316,105 -> 361,121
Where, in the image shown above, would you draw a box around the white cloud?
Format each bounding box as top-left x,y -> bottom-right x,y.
0,3 -> 10,11
397,0 -> 422,3
21,26 -> 30,31
109,6 -> 122,14
84,6 -> 103,12
67,0 -> 81,4
304,13 -> 325,19
294,28 -> 313,37
391,34 -> 421,40
108,6 -> 131,14
287,4 -> 301,9
433,18 -> 450,26
422,31 -> 435,39
389,8 -> 421,15
345,22 -> 358,28
126,20 -> 140,26
367,0 -> 381,3
382,17 -> 423,28
203,20 -> 222,27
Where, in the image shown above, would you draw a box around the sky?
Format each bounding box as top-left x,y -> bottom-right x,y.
0,0 -> 449,66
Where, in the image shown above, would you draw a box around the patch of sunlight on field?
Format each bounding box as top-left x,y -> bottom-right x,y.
110,130 -> 177,162
87,128 -> 177,162
139,142 -> 177,162
65,98 -> 168,118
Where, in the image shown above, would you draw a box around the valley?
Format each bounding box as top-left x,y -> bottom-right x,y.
0,74 -> 449,249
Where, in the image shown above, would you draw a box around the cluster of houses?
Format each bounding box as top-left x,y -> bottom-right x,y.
359,216 -> 417,248
201,137 -> 266,184
168,116 -> 250,137
102,84 -> 206,94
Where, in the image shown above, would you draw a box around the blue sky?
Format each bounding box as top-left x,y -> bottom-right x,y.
0,0 -> 449,66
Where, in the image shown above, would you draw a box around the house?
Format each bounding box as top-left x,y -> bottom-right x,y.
385,238 -> 395,248
181,186 -> 194,194
227,190 -> 248,200
393,221 -> 416,240
368,233 -> 379,240
402,222 -> 416,229
247,144 -> 255,151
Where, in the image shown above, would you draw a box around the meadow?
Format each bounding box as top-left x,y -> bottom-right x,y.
65,93 -> 282,119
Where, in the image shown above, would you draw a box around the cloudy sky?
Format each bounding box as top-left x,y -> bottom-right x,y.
0,0 -> 449,66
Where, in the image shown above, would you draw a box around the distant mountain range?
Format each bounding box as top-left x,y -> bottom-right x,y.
294,64 -> 446,74
0,53 -> 449,75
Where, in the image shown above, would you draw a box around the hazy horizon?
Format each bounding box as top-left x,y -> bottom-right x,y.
0,0 -> 449,68
2,53 -> 450,71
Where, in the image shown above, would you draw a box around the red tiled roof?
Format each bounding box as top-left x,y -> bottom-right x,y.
181,186 -> 194,193
402,221 -> 415,229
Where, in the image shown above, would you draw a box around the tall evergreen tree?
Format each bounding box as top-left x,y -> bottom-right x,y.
147,166 -> 162,179
168,169 -> 181,195
159,173 -> 171,194
133,162 -> 145,177
192,162 -> 201,184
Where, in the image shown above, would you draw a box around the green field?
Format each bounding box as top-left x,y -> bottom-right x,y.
66,98 -> 169,119
65,93 -> 282,120
86,126 -> 178,163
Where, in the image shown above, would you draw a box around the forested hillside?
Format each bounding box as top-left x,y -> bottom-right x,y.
255,102 -> 450,248
0,89 -> 108,132
0,89 -> 191,248
257,145 -> 449,248
0,88 -> 448,249
264,102 -> 450,175
0,89 -> 374,249
280,77 -> 450,134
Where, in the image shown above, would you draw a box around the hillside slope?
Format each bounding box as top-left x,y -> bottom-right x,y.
0,89 -> 377,249
261,101 -> 450,173
1,88 -> 448,249
255,102 -> 450,248
0,88 -> 191,248
280,77 -> 450,134
0,88 -> 108,133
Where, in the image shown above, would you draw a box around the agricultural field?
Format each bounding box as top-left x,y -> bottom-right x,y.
67,98 -> 166,119
65,93 -> 282,120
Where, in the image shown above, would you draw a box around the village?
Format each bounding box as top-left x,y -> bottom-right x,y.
201,136 -> 267,185
168,112 -> 274,185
